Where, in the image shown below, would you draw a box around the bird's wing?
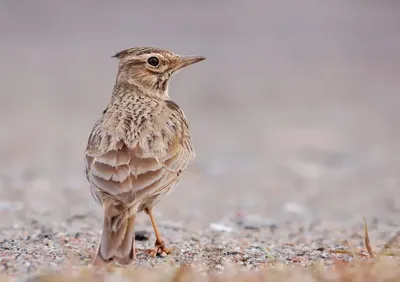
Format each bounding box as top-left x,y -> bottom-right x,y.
84,100 -> 194,213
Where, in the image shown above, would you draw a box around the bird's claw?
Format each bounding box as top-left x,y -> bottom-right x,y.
142,239 -> 171,257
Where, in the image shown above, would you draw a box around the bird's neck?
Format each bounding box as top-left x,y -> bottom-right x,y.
111,80 -> 170,100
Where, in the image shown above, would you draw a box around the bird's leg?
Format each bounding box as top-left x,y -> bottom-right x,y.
143,207 -> 171,257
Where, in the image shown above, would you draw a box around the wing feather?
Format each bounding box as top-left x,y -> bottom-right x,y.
85,98 -> 194,207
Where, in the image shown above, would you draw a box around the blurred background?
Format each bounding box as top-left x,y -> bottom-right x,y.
0,1 -> 399,229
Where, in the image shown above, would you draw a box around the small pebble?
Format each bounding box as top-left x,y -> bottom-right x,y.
283,202 -> 307,215
209,223 -> 233,232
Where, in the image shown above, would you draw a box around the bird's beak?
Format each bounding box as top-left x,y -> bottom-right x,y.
171,55 -> 206,72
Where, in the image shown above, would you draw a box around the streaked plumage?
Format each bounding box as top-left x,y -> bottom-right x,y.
84,47 -> 205,265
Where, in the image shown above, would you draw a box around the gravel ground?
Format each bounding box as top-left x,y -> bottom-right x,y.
0,212 -> 398,278
1,1 -> 400,281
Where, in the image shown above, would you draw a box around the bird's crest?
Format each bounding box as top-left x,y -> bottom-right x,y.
112,47 -> 173,59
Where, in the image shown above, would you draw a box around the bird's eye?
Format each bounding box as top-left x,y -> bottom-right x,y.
147,56 -> 159,67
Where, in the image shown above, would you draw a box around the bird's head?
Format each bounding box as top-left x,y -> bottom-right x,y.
112,47 -> 205,98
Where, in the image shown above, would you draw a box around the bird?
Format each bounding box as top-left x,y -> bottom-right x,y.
84,47 -> 205,265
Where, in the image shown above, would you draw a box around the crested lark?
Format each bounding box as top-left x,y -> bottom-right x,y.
85,47 -> 205,265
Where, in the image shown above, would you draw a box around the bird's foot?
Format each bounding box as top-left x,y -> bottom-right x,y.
143,239 -> 171,258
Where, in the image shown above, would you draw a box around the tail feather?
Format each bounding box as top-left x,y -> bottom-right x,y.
115,214 -> 136,259
95,213 -> 136,265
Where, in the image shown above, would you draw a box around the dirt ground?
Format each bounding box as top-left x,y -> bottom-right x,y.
0,1 -> 399,280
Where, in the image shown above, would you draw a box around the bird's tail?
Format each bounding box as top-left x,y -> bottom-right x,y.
94,211 -> 136,265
